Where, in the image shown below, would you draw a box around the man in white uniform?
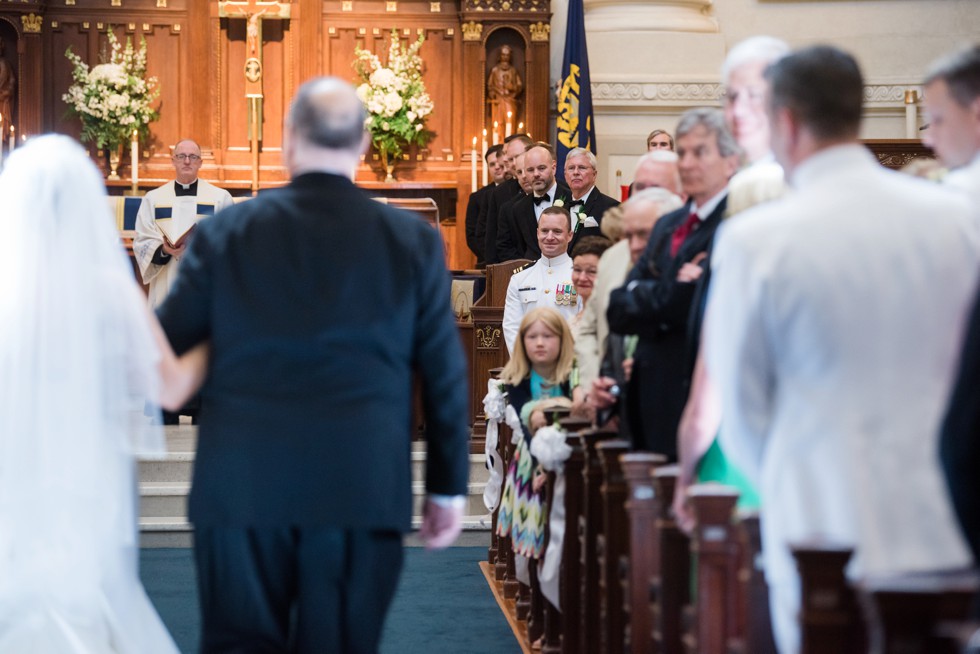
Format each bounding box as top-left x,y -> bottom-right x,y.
705,45 -> 980,654
134,139 -> 234,308
502,206 -> 577,354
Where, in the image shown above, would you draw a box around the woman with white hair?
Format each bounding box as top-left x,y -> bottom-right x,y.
0,135 -> 206,652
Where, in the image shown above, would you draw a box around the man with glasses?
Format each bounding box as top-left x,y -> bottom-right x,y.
135,139 -> 232,424
135,139 -> 233,309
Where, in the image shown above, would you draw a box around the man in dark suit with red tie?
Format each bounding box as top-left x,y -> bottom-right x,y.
157,77 -> 470,652
605,108 -> 740,457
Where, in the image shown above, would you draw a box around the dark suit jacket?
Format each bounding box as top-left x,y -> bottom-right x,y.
606,197 -> 727,458
940,283 -> 980,564
510,182 -> 572,261
157,172 -> 470,531
568,187 -> 620,255
484,178 -> 522,265
466,183 -> 495,265
505,378 -> 573,446
495,193 -> 528,263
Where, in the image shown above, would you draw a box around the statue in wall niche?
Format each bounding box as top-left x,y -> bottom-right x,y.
487,46 -> 523,138
0,37 -> 15,127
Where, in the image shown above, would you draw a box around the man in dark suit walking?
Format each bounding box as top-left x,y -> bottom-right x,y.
602,108 -> 740,457
157,77 -> 470,653
562,147 -> 620,253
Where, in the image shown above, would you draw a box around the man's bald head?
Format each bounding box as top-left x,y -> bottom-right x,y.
287,77 -> 367,152
633,150 -> 681,196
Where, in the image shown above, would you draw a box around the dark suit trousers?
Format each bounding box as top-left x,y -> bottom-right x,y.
194,526 -> 404,654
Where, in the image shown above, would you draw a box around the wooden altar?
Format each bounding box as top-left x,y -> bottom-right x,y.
0,0 -> 552,270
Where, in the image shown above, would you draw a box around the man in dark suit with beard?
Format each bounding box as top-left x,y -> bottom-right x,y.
562,147 -> 620,254
506,143 -> 571,260
157,77 -> 470,653
602,108 -> 740,458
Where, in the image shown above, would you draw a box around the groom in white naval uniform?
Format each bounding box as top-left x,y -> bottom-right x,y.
502,205 -> 578,354
704,45 -> 980,654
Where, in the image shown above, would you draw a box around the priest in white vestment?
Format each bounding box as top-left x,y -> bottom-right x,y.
706,46 -> 979,654
134,139 -> 233,308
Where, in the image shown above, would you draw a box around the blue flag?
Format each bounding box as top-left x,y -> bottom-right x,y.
556,0 -> 596,184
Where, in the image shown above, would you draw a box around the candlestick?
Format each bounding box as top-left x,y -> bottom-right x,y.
471,136 -> 478,193
8,125 -> 14,153
131,129 -> 140,188
481,129 -> 489,186
517,122 -> 524,134
492,122 -> 499,146
905,88 -> 918,139
505,111 -> 513,138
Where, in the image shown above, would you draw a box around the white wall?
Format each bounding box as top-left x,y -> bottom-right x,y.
549,0 -> 980,190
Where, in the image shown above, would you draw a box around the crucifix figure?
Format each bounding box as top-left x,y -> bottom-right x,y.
218,0 -> 291,192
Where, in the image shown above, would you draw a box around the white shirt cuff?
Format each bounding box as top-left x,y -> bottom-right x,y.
428,494 -> 466,509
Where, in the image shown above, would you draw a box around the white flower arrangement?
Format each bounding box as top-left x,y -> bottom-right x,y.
63,30 -> 159,151
353,31 -> 433,173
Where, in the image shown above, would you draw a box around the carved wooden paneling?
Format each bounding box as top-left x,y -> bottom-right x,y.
141,24 -> 183,156
44,22 -> 89,140
7,0 -> 552,266
218,13 -> 291,182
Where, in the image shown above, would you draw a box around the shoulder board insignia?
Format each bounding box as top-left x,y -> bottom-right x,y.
513,263 -> 532,274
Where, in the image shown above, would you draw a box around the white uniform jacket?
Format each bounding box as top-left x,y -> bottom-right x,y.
503,253 -> 578,354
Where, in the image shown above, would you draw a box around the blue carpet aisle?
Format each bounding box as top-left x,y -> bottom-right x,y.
140,546 -> 520,653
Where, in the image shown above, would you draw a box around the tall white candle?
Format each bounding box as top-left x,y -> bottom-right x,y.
471,136 -> 478,192
131,130 -> 139,186
492,122 -> 499,146
481,129 -> 489,186
505,111 -> 513,138
905,89 -> 918,139
8,125 -> 14,152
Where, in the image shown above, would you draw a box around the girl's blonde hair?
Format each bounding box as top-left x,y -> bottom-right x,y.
500,307 -> 576,386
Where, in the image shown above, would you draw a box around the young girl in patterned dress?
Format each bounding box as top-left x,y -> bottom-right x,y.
496,307 -> 576,559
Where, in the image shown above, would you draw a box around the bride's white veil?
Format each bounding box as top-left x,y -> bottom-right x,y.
0,136 -> 175,651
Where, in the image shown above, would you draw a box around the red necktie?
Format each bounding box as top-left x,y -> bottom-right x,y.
670,212 -> 700,257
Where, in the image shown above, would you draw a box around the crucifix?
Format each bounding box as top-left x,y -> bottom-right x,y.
218,0 -> 291,192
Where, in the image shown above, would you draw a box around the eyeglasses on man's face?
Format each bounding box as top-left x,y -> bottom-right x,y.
173,153 -> 202,162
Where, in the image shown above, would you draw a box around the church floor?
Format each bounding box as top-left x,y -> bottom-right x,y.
140,544 -> 521,653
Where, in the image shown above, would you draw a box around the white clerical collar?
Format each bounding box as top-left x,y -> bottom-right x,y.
572,186 -> 595,203
177,179 -> 199,190
540,252 -> 571,267
690,187 -> 728,220
536,181 -> 559,202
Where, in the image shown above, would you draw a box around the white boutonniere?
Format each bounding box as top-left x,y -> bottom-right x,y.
552,198 -> 565,208
571,205 -> 590,233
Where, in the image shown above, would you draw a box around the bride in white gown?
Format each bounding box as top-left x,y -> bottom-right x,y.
0,135 -> 207,653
